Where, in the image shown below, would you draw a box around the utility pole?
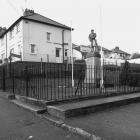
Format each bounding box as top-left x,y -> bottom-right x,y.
99,5 -> 104,89
70,21 -> 74,87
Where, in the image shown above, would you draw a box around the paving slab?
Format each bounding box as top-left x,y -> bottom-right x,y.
47,93 -> 140,119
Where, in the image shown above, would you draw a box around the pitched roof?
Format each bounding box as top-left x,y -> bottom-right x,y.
0,30 -> 5,37
80,45 -> 91,48
111,48 -> 130,55
23,13 -> 71,30
72,43 -> 78,48
0,12 -> 72,38
102,47 -> 111,52
98,46 -> 111,52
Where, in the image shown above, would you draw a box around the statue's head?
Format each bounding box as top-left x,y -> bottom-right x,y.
91,29 -> 94,33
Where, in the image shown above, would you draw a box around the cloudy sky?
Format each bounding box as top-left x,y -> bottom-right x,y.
0,0 -> 140,54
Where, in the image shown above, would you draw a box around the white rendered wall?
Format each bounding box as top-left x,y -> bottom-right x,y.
7,21 -> 23,62
0,35 -> 6,60
22,20 -> 71,63
0,21 -> 23,63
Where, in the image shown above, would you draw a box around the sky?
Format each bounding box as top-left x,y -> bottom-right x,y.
0,0 -> 140,54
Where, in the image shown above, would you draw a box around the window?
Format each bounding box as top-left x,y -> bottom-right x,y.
65,49 -> 68,56
30,44 -> 36,54
9,48 -> 14,61
16,23 -> 20,33
10,48 -> 14,54
47,32 -> 51,41
18,44 -> 21,54
56,48 -> 60,57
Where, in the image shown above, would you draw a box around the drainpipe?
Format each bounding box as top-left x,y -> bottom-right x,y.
6,34 -> 7,60
62,29 -> 65,63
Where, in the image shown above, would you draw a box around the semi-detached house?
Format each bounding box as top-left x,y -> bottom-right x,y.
0,9 -> 72,64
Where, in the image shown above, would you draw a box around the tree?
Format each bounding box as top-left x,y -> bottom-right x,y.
120,61 -> 130,85
131,53 -> 140,59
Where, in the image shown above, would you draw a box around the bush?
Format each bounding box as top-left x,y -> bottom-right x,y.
120,61 -> 130,85
120,61 -> 140,86
103,66 -> 120,87
128,73 -> 140,86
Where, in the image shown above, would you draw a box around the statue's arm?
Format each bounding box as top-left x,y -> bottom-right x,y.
89,35 -> 92,41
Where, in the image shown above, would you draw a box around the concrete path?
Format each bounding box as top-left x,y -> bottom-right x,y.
0,94 -> 81,140
65,102 -> 140,140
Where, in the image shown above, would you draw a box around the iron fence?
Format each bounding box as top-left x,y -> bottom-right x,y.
0,61 -> 140,101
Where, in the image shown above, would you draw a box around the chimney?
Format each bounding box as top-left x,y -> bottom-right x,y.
115,46 -> 119,50
23,8 -> 34,16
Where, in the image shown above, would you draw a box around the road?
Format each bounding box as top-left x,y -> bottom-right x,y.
66,102 -> 140,140
0,95 -> 80,140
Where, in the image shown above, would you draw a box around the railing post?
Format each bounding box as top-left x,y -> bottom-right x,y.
25,66 -> 29,97
3,67 -> 5,91
12,71 -> 14,94
12,63 -> 15,94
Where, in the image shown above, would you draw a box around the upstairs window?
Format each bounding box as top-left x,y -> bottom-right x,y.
47,32 -> 51,41
30,44 -> 36,54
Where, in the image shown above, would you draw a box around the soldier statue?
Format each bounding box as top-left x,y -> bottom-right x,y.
89,29 -> 98,52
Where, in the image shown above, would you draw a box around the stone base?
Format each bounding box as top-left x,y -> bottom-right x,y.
86,51 -> 101,58
84,51 -> 101,84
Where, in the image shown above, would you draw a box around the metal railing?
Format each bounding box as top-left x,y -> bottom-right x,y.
0,61 -> 140,101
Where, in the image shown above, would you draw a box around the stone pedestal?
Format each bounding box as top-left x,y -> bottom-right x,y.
84,51 -> 101,87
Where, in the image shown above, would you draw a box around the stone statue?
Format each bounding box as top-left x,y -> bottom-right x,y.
89,29 -> 98,52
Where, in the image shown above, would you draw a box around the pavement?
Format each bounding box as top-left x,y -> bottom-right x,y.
65,102 -> 140,140
1,91 -> 140,140
0,93 -> 81,140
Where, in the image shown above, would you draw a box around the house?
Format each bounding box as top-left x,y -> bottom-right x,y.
128,58 -> 140,64
73,45 -> 91,59
62,43 -> 82,63
98,46 -> 112,58
0,9 -> 72,64
109,46 -> 130,60
74,45 -> 111,59
72,43 -> 83,60
72,44 -> 130,62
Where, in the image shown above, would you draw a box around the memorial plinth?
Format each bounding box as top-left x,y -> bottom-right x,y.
84,51 -> 101,87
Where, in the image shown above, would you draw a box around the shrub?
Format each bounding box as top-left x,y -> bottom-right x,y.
119,61 -> 130,85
